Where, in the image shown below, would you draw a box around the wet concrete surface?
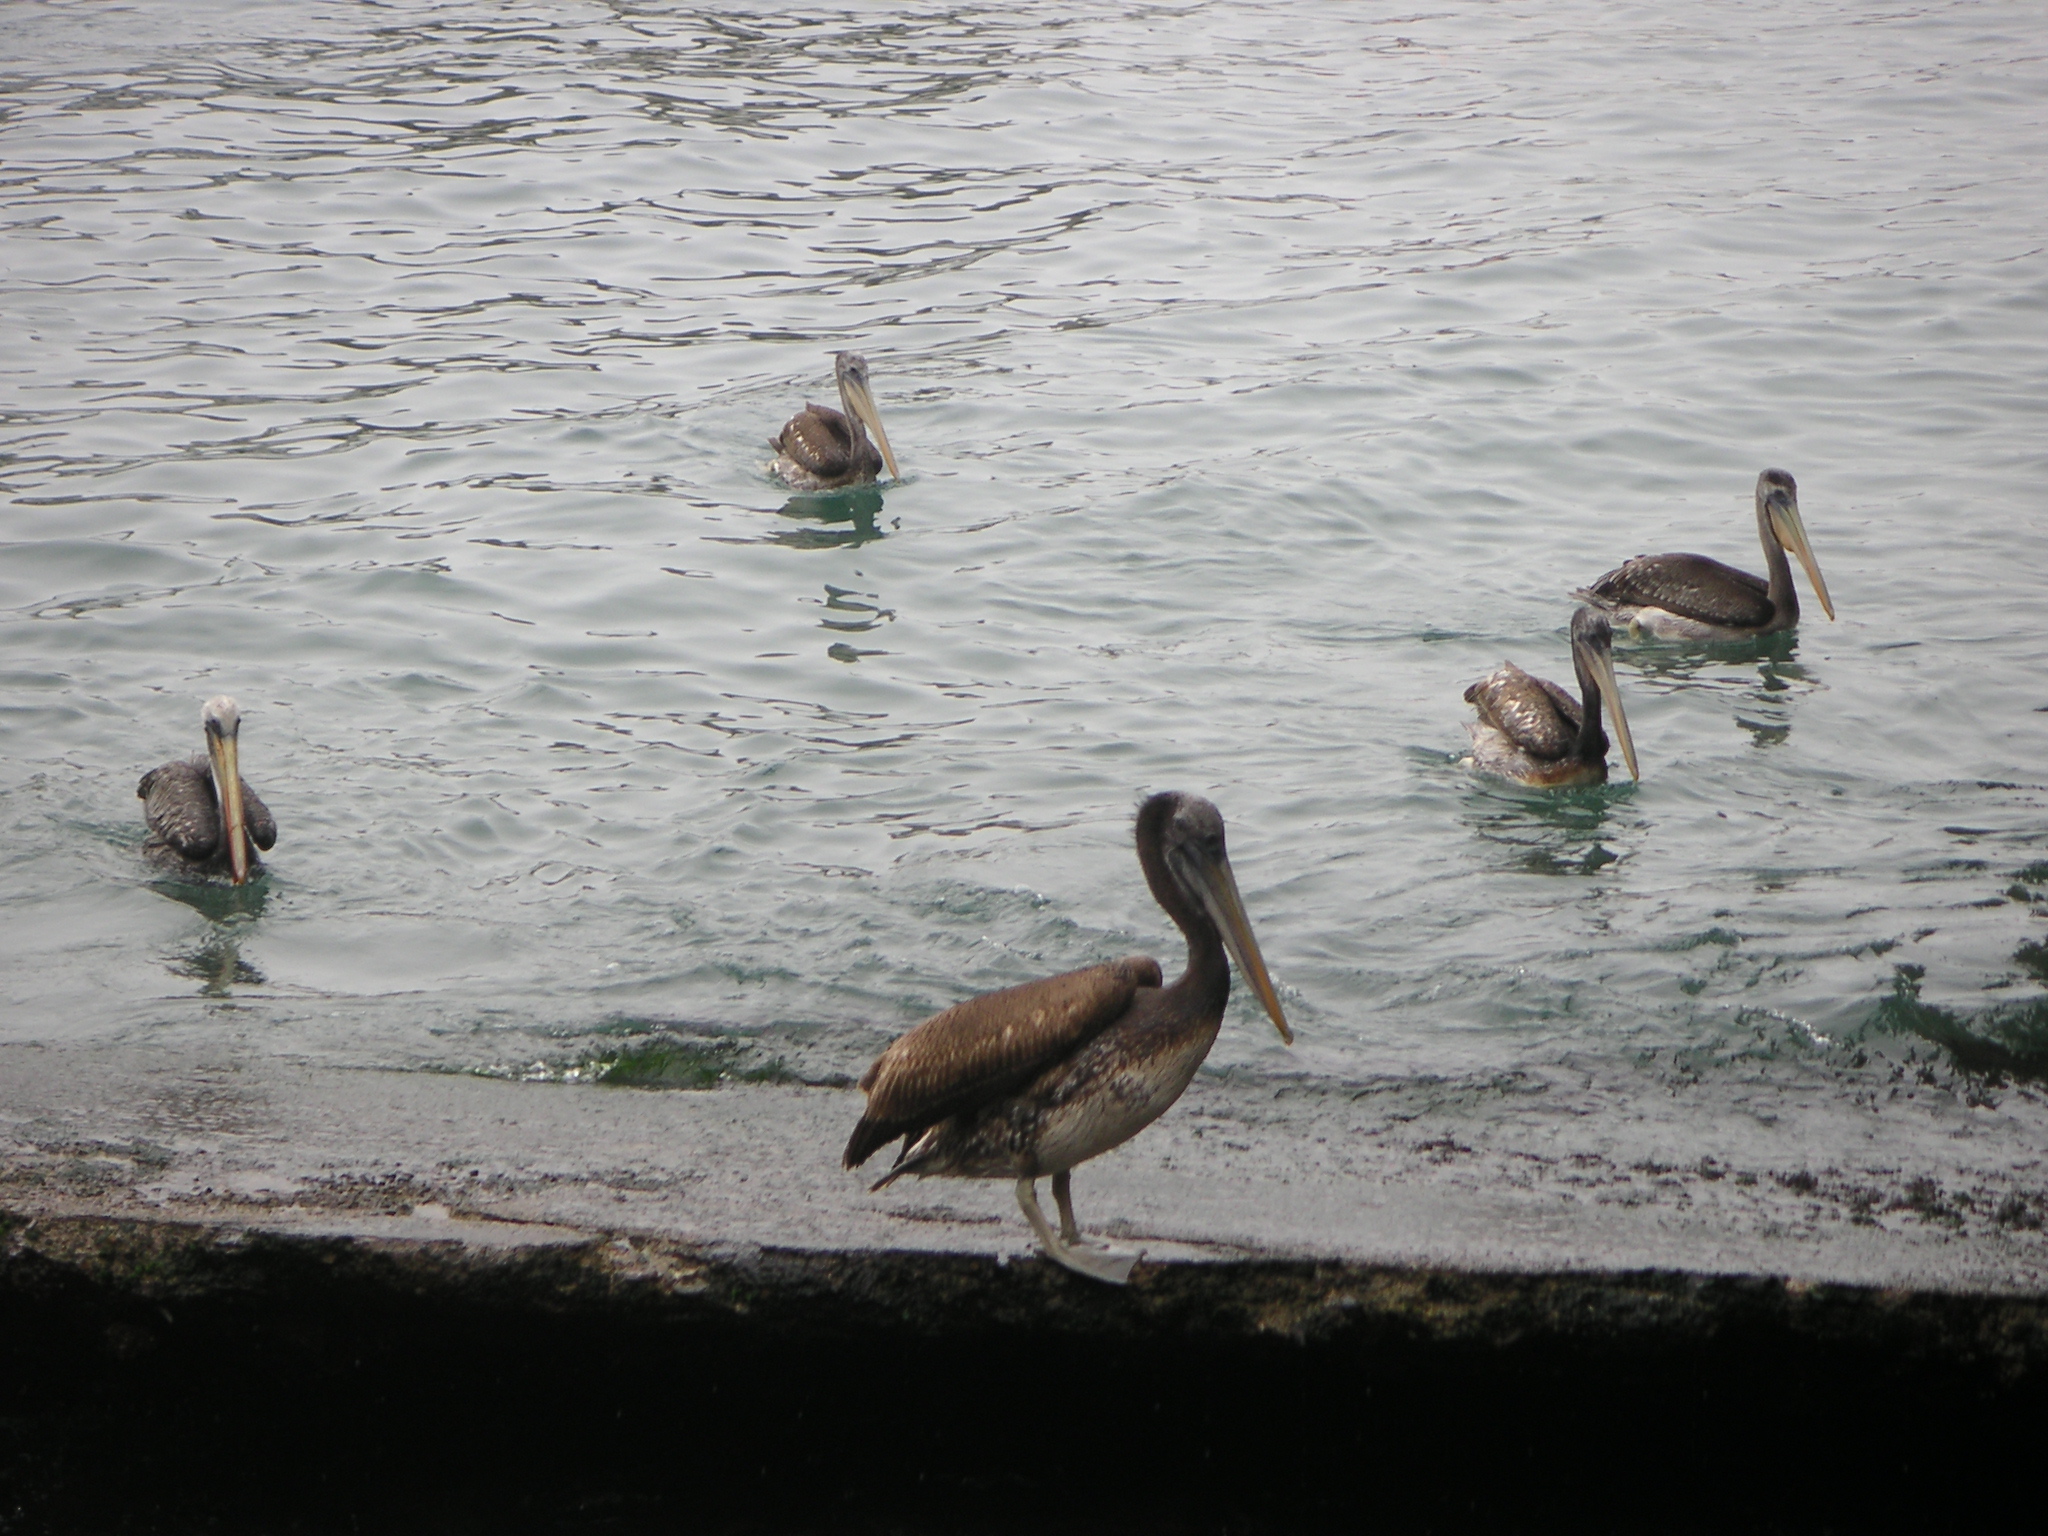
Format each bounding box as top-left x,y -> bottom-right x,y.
5,1038 -> 2047,1287
5,1040 -> 2048,1531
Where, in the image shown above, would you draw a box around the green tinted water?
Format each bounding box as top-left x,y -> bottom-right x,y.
3,2 -> 2045,1163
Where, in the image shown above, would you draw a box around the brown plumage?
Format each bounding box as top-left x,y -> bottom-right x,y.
138,696 -> 274,883
1576,469 -> 1835,640
770,352 -> 899,490
1584,553 -> 1775,632
844,955 -> 1162,1170
845,791 -> 1291,1284
1466,663 -> 1585,763
1464,607 -> 1641,788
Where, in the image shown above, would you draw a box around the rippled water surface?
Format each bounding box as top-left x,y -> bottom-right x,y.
5,1 -> 2046,1150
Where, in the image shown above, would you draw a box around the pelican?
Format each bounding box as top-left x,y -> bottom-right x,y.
137,696 -> 275,884
1576,469 -> 1834,639
1464,607 -> 1642,787
845,791 -> 1291,1285
770,352 -> 900,490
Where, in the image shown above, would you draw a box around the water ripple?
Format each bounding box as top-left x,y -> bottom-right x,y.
1,1 -> 2045,1148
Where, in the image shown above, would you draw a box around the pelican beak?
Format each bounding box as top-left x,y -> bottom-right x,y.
1583,639 -> 1642,783
206,724 -> 251,885
1766,488 -> 1834,620
1181,846 -> 1293,1044
840,373 -> 900,481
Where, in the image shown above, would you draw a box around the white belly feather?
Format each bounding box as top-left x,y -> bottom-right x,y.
1029,1026 -> 1215,1175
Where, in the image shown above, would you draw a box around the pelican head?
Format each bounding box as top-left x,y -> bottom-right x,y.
1570,606 -> 1641,783
833,351 -> 899,481
201,695 -> 252,884
1757,468 -> 1833,621
1148,792 -> 1293,1044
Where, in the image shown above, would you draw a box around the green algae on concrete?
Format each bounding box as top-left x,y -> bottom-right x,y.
596,1034 -> 798,1090
1877,962 -> 2048,1080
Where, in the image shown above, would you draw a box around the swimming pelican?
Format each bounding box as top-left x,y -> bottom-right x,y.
138,696 -> 275,884
770,352 -> 899,490
1464,607 -> 1642,787
845,791 -> 1291,1285
1576,469 -> 1834,639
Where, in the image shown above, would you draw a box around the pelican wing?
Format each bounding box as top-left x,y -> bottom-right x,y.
1582,553 -> 1774,629
1465,663 -> 1578,761
843,955 -> 1162,1169
139,757 -> 275,856
138,758 -> 221,857
773,403 -> 860,481
244,783 -> 278,851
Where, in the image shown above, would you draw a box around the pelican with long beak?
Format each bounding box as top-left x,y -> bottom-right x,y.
845,791 -> 1291,1285
1464,607 -> 1642,787
769,352 -> 900,490
138,696 -> 276,884
1576,468 -> 1834,640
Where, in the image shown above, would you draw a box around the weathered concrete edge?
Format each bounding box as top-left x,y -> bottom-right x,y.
9,1204 -> 2048,1377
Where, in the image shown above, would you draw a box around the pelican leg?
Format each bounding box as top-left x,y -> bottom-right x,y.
1015,1178 -> 1137,1287
1052,1170 -> 1082,1245
1052,1170 -> 1127,1254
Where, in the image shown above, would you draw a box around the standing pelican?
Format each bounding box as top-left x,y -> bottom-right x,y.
770,352 -> 900,490
138,696 -> 275,884
1464,607 -> 1642,787
1576,469 -> 1835,639
845,792 -> 1291,1285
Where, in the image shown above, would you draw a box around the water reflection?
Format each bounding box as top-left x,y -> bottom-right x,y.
1621,635 -> 1815,748
1460,779 -> 1629,877
818,584 -> 894,634
1621,630 -> 1801,681
166,921 -> 266,998
1732,654 -> 1815,748
766,488 -> 890,550
812,581 -> 894,663
150,879 -> 269,997
149,876 -> 271,925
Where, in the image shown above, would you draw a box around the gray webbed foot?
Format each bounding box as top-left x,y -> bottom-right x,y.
1017,1176 -> 1140,1286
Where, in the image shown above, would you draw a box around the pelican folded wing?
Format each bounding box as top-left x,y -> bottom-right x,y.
244,782 -> 278,851
843,955 -> 1161,1170
1582,552 -> 1773,630
139,758 -> 223,859
1466,662 -> 1581,760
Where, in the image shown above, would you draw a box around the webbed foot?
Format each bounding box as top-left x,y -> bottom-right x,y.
1016,1176 -> 1141,1287
1042,1239 -> 1138,1285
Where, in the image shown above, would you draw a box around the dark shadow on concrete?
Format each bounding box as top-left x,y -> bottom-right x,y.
4,1214 -> 2046,1533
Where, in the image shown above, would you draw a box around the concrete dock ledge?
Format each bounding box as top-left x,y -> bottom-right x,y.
6,1039 -> 2048,1530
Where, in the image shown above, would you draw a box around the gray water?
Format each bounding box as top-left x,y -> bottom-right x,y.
4,1 -> 2046,1160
